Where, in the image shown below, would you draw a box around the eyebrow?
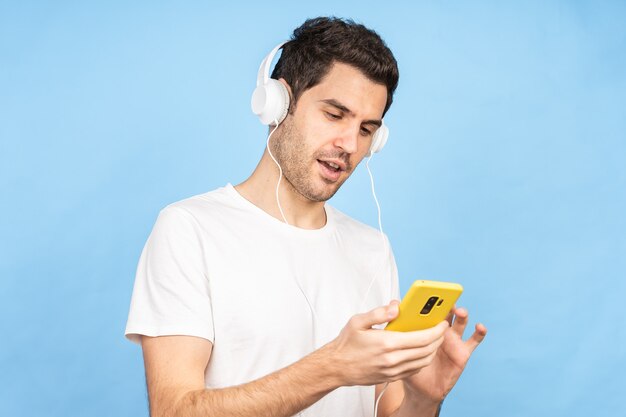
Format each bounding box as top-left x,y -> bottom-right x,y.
319,99 -> 382,127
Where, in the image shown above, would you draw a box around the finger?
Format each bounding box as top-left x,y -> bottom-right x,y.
390,368 -> 421,382
390,349 -> 439,381
388,333 -> 444,365
351,303 -> 399,329
451,307 -> 469,338
388,320 -> 449,349
445,305 -> 455,326
466,323 -> 488,353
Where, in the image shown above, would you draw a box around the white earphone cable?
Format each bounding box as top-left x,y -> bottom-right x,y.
265,121 -> 319,406
358,154 -> 390,314
255,43 -> 395,417
265,120 -> 289,224
265,124 -> 389,416
365,154 -> 392,416
366,155 -> 384,238
374,382 -> 390,417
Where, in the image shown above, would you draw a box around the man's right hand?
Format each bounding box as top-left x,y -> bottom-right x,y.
323,302 -> 449,387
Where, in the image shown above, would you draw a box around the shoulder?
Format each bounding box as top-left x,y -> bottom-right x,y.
164,185 -> 234,214
156,184 -> 245,223
326,204 -> 389,248
141,185 -> 241,241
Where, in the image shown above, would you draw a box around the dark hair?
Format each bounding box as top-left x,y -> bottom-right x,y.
271,17 -> 399,116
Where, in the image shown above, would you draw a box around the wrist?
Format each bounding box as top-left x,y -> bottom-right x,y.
304,341 -> 346,391
401,382 -> 442,411
397,392 -> 441,417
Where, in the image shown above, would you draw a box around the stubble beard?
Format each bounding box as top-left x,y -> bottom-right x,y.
271,118 -> 351,203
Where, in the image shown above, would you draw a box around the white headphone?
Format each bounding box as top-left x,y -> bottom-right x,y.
251,42 -> 389,156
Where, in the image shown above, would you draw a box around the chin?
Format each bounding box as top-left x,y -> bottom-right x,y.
292,182 -> 336,203
287,170 -> 348,202
310,181 -> 344,202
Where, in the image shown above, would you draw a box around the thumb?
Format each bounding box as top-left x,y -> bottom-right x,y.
351,303 -> 399,329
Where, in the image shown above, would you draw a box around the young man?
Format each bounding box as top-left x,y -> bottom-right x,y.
126,17 -> 487,417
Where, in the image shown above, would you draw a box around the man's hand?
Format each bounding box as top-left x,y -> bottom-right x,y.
323,303 -> 449,386
400,305 -> 487,404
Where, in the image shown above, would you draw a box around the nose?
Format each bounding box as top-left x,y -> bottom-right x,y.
333,124 -> 360,154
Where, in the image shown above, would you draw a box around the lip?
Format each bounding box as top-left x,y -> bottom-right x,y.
317,158 -> 347,172
317,159 -> 343,182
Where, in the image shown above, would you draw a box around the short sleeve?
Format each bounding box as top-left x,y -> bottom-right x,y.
125,206 -> 214,344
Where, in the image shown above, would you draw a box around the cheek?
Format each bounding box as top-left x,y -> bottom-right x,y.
295,112 -> 333,137
354,137 -> 372,158
300,119 -> 332,151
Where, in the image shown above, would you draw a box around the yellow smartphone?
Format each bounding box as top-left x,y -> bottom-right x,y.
385,280 -> 463,332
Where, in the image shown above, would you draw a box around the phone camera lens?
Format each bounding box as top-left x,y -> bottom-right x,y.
420,296 -> 439,315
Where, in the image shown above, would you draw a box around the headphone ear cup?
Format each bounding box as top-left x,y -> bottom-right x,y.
251,79 -> 290,125
368,123 -> 389,156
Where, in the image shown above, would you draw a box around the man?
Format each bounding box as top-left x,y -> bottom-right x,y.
125,17 -> 487,417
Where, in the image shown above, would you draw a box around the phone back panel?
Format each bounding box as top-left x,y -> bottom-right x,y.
385,280 -> 463,332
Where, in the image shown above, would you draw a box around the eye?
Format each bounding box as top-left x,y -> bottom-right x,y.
325,111 -> 342,120
360,126 -> 373,137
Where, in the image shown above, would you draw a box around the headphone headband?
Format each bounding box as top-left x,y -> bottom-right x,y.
256,41 -> 287,87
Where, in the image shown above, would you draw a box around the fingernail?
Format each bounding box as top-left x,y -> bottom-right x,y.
388,305 -> 398,318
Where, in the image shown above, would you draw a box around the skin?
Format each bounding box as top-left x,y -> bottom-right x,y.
141,62 -> 487,417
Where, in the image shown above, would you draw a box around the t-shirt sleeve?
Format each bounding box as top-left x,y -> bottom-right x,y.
125,206 -> 214,344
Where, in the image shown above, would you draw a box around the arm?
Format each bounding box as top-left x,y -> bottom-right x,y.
142,303 -> 449,417
142,335 -> 340,417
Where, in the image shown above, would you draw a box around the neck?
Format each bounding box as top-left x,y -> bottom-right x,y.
235,150 -> 328,230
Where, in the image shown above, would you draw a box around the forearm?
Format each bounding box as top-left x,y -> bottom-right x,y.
165,347 -> 340,417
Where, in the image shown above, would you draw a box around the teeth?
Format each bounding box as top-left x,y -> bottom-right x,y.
328,162 -> 339,169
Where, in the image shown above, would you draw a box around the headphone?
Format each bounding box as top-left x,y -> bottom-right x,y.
251,42 -> 389,157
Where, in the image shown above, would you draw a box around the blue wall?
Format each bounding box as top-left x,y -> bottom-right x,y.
1,1 -> 624,416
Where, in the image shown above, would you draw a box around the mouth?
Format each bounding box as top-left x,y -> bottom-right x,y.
317,159 -> 345,182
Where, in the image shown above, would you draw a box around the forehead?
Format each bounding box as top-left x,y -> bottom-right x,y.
300,62 -> 388,118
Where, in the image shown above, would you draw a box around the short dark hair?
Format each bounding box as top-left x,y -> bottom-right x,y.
271,17 -> 399,116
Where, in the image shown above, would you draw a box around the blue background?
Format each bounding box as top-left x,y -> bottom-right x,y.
1,1 -> 625,416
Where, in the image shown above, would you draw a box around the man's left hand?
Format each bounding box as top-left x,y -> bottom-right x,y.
401,306 -> 487,404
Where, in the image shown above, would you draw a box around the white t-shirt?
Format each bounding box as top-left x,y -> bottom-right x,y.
125,184 -> 400,416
